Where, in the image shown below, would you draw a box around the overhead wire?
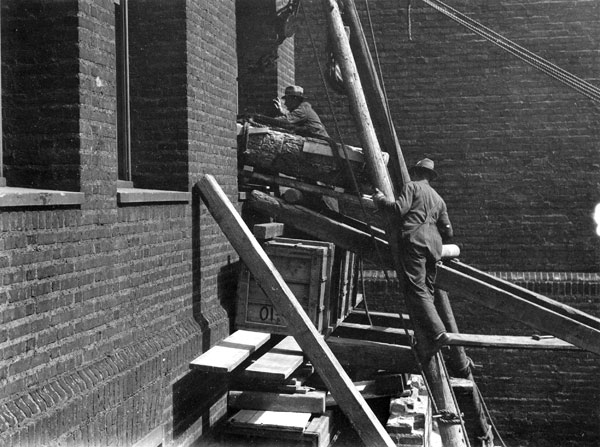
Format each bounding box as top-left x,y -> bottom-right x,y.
418,0 -> 600,103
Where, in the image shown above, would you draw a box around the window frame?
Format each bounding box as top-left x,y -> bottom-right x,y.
115,0 -> 132,187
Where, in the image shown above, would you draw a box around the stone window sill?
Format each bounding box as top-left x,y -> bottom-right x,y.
117,187 -> 190,205
0,187 -> 85,207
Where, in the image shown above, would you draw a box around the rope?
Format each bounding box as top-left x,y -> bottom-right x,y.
419,0 -> 600,104
438,350 -> 472,446
473,380 -> 508,447
358,257 -> 374,326
363,0 -> 392,114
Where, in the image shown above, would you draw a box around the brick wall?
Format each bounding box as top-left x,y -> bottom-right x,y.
363,272 -> 600,446
295,0 -> 600,272
0,1 -> 239,446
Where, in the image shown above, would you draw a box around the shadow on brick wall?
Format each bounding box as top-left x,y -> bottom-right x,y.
172,369 -> 228,439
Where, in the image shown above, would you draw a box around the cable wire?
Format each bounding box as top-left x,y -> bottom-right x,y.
419,0 -> 600,103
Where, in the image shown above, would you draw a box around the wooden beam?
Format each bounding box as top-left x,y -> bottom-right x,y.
345,309 -> 412,329
228,390 -> 326,413
323,0 -> 395,198
434,289 -> 493,444
437,264 -> 600,356
325,374 -> 407,406
247,189 -> 391,265
196,175 -> 396,447
342,0 -> 410,186
246,190 -> 460,263
325,337 -> 418,374
444,333 -> 580,350
333,322 -> 413,346
240,170 -> 377,211
446,260 -> 600,331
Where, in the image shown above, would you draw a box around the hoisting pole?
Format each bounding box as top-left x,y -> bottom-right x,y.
342,0 -> 410,186
323,1 -> 467,446
322,0 -> 395,198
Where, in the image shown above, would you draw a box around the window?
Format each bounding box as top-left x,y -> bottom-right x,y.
115,0 -> 132,187
0,13 -> 5,188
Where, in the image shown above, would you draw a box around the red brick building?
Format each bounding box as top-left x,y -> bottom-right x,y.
0,0 -> 598,446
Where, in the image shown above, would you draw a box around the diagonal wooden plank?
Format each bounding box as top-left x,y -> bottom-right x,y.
446,259 -> 600,330
437,264 -> 600,356
196,175 -> 396,447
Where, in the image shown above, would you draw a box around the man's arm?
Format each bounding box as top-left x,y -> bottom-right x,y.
437,201 -> 453,242
372,183 -> 414,217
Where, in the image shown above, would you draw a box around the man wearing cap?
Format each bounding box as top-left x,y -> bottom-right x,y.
373,158 -> 453,353
273,85 -> 329,138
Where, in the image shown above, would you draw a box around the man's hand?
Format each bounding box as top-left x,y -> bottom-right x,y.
273,97 -> 287,115
372,188 -> 386,208
372,188 -> 385,200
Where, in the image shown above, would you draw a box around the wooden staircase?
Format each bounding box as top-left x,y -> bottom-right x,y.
190,331 -> 335,447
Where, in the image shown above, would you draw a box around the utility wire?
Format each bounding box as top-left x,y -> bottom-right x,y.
419,0 -> 600,103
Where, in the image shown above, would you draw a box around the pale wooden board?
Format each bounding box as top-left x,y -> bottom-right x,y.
445,333 -> 580,350
273,336 -> 303,355
244,351 -> 304,380
243,336 -> 304,378
189,330 -> 271,373
228,410 -> 311,432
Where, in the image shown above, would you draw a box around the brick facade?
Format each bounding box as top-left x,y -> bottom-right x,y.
0,0 -> 240,446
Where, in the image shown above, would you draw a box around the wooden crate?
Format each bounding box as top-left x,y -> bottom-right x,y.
235,239 -> 332,334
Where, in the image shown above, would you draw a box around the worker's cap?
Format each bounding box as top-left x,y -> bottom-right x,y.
409,158 -> 438,180
283,85 -> 305,98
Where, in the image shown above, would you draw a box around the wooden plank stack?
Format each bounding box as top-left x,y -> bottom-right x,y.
189,331 -> 335,447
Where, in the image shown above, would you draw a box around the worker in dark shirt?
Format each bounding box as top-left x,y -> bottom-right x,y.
273,85 -> 329,138
373,158 -> 453,354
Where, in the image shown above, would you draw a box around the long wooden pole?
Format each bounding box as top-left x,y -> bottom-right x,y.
436,289 -> 494,446
342,0 -> 410,186
196,175 -> 396,447
324,0 -> 395,198
323,2 -> 467,445
246,190 -> 459,264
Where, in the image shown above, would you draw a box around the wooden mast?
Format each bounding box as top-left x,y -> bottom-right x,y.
342,0 -> 410,186
323,0 -> 395,198
323,1 -> 468,445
